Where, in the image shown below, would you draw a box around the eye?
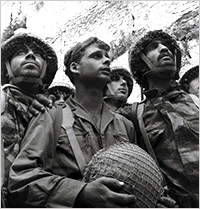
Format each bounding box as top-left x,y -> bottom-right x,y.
63,96 -> 68,101
55,95 -> 60,100
32,50 -> 43,58
147,42 -> 158,51
14,49 -> 26,56
111,75 -> 120,81
92,52 -> 103,59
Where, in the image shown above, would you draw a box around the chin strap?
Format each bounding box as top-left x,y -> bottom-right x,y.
5,61 -> 15,80
5,61 -> 47,90
140,52 -> 177,79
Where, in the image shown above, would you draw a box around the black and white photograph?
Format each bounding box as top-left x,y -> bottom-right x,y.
1,1 -> 199,208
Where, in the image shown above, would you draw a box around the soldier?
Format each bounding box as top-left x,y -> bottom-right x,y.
103,66 -> 133,112
179,65 -> 199,97
47,82 -> 74,107
120,30 -> 199,208
1,31 -> 58,207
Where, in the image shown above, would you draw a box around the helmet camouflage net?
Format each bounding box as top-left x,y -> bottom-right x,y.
110,66 -> 133,97
1,32 -> 58,87
179,65 -> 199,92
83,142 -> 164,208
48,82 -> 74,96
128,30 -> 182,89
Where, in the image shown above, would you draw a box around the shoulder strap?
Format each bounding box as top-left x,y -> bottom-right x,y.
49,106 -> 63,143
1,89 -> 6,114
62,104 -> 86,175
131,103 -> 140,133
136,103 -> 159,167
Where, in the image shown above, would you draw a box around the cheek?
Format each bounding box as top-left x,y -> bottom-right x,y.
189,79 -> 199,91
146,54 -> 157,64
10,58 -> 21,74
37,58 -> 45,69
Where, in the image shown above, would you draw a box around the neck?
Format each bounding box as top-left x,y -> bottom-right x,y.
147,76 -> 178,94
74,84 -> 104,115
104,98 -> 124,112
14,82 -> 43,95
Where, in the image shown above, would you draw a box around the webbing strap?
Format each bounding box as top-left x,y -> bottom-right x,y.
62,104 -> 86,175
136,103 -> 160,167
1,89 -> 6,114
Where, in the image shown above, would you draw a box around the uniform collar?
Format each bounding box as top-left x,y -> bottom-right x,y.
144,80 -> 182,98
67,96 -> 115,132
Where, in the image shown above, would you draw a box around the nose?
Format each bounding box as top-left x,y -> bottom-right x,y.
158,43 -> 170,53
25,49 -> 36,59
103,56 -> 111,66
120,77 -> 127,86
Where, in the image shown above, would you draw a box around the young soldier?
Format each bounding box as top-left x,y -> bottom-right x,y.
47,82 -> 75,107
103,66 -> 133,112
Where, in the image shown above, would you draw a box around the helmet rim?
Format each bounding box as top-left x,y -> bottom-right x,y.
1,33 -> 58,88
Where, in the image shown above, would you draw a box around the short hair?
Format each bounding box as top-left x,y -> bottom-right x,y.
179,65 -> 199,93
64,37 -> 110,84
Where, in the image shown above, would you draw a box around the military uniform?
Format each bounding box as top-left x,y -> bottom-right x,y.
8,96 -> 136,207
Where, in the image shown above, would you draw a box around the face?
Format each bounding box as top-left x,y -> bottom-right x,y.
10,45 -> 46,79
75,43 -> 111,85
144,40 -> 175,67
188,77 -> 199,97
55,92 -> 68,107
105,75 -> 129,101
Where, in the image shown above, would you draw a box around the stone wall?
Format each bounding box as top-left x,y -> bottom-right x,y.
1,1 -> 199,102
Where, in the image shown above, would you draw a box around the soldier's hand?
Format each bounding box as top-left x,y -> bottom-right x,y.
157,196 -> 179,208
75,177 -> 136,208
28,94 -> 53,116
156,186 -> 179,208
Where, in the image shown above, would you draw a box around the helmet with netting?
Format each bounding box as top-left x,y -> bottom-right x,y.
128,30 -> 182,89
110,66 -> 133,97
1,32 -> 58,88
179,65 -> 199,93
48,82 -> 75,96
83,142 -> 164,208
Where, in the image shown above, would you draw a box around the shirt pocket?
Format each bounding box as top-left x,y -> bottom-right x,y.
57,128 -> 92,163
113,132 -> 129,143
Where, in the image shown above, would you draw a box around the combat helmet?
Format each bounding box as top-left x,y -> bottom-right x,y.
48,82 -> 75,97
179,65 -> 199,93
1,30 -> 58,88
128,30 -> 182,90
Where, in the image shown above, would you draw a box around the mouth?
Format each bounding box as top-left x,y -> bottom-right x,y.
118,88 -> 127,94
159,53 -> 173,61
100,67 -> 111,76
22,61 -> 39,68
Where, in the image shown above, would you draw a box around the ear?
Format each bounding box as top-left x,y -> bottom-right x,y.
70,62 -> 79,75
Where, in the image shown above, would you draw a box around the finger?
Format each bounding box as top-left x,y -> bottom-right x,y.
98,177 -> 125,191
36,94 -> 52,108
28,105 -> 39,116
32,99 -> 45,113
8,98 -> 21,108
163,186 -> 170,195
111,191 -> 136,206
158,196 -> 177,208
156,203 -> 165,208
48,95 -> 56,105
